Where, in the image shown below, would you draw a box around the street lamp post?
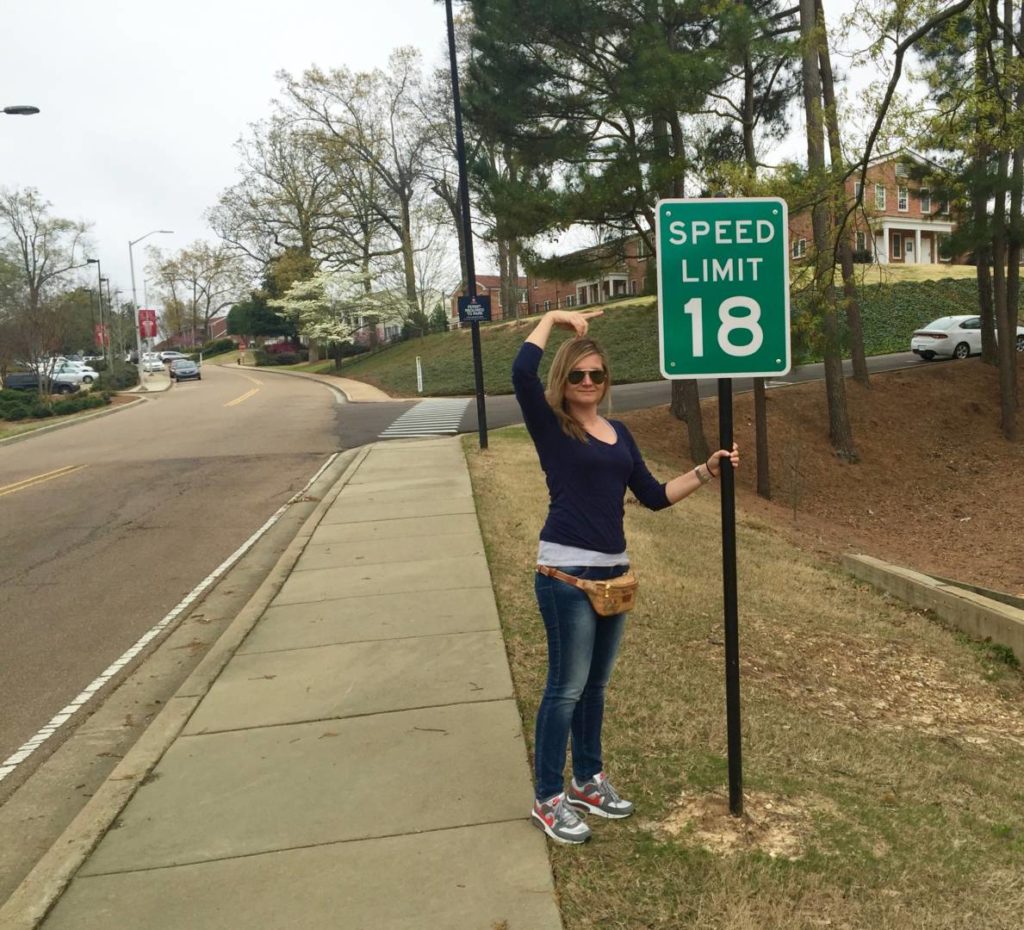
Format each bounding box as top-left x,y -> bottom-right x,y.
129,230 -> 173,391
85,258 -> 108,365
444,0 -> 488,449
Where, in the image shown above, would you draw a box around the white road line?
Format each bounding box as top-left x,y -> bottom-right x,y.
0,452 -> 340,785
379,399 -> 470,439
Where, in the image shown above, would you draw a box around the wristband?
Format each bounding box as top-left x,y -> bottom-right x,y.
696,464 -> 712,484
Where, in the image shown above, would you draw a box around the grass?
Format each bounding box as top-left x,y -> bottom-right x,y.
463,428 -> 1024,929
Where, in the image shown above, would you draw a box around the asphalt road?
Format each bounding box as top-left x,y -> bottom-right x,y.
0,349 -> 926,780
453,349 -> 928,434
0,365 -> 344,771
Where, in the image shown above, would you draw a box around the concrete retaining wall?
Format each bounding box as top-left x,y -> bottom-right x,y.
842,554 -> 1024,664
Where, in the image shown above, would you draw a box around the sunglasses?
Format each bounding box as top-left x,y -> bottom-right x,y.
567,368 -> 607,385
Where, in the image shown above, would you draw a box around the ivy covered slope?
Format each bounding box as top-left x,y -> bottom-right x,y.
338,278 -> 1015,397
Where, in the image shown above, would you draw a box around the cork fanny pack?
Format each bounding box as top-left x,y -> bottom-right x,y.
536,565 -> 639,616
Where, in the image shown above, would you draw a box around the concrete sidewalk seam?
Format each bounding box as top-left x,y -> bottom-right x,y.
180,694 -> 516,738
237,626 -> 502,656
73,815 -> 534,879
0,446 -> 371,930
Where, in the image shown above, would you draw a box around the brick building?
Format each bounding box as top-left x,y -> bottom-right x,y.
788,150 -> 956,265
450,240 -> 655,325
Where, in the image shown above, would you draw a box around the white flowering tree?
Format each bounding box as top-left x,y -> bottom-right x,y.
268,270 -> 409,365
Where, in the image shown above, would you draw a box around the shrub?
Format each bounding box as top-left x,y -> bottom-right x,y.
254,348 -> 307,366
96,365 -> 140,391
51,393 -> 110,416
200,338 -> 236,357
851,249 -> 873,263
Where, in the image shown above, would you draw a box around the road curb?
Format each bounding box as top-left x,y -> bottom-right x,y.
843,554 -> 1024,664
0,396 -> 147,448
237,363 -> 397,403
0,445 -> 372,930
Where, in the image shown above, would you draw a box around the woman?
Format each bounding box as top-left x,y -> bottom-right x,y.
512,308 -> 740,845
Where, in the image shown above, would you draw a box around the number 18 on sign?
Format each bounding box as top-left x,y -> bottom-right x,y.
656,197 -> 790,379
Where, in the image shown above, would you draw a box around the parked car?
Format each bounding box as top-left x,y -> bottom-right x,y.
159,351 -> 189,362
912,315 -> 1024,360
2,372 -> 78,395
49,361 -> 99,384
142,356 -> 165,373
169,359 -> 201,382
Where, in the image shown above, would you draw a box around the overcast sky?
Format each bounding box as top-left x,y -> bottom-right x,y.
1,0 -> 451,305
2,1 -> 878,310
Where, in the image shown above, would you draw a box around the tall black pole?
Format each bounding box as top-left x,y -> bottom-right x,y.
718,377 -> 743,816
445,0 -> 488,449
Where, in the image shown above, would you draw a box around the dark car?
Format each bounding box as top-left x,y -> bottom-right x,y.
169,359 -> 201,382
1,372 -> 78,395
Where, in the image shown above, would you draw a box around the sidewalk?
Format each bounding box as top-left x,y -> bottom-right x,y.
13,438 -> 561,930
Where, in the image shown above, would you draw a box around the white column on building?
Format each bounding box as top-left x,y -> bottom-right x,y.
878,223 -> 889,264
914,228 -> 923,265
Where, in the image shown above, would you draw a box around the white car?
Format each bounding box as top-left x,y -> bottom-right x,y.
911,315 -> 1024,360
159,351 -> 188,362
52,361 -> 99,384
36,361 -> 99,384
141,356 -> 165,373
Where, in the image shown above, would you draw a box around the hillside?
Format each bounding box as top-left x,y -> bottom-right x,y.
323,271 -> 1012,397
620,354 -> 1024,596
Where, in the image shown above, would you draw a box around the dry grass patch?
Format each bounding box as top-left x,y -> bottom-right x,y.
465,429 -> 1024,930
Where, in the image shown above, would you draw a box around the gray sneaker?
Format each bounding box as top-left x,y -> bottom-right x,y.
567,772 -> 635,819
531,792 -> 592,844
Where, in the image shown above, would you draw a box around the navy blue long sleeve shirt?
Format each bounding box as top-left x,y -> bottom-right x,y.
512,341 -> 670,554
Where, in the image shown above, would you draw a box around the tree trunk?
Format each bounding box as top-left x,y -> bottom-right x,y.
670,380 -> 711,465
509,239 -> 521,321
739,22 -> 772,499
802,0 -> 857,460
995,0 -> 1018,439
973,5 -> 998,363
399,195 -> 418,310
497,237 -> 510,322
817,0 -> 868,388
657,108 -> 709,463
753,377 -> 771,499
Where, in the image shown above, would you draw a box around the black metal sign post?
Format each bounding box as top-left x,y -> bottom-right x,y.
718,378 -> 743,816
445,0 -> 488,450
657,197 -> 791,818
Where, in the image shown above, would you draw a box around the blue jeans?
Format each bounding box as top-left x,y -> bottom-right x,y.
533,564 -> 629,801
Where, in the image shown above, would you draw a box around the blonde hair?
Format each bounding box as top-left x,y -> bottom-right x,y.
544,337 -> 612,442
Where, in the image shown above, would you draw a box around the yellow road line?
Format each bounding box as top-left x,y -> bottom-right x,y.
224,387 -> 260,408
0,464 -> 87,499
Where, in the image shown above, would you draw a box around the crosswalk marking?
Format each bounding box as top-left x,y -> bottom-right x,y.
379,398 -> 471,439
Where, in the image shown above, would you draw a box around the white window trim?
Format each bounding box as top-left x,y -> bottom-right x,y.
892,234 -> 902,259
856,231 -> 866,251
875,184 -> 886,210
920,189 -> 931,213
898,186 -> 909,211
854,180 -> 863,200
792,238 -> 807,259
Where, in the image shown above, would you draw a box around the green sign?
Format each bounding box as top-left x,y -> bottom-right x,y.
656,198 -> 791,379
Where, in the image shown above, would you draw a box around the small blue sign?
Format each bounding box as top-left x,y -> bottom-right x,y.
458,294 -> 492,323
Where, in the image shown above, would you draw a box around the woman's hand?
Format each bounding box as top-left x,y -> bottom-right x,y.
707,442 -> 740,478
546,309 -> 603,337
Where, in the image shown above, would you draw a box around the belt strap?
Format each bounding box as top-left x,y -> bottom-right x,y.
536,564 -> 587,588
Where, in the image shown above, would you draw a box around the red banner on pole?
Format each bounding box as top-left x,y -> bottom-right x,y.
94,323 -> 109,347
138,309 -> 158,339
